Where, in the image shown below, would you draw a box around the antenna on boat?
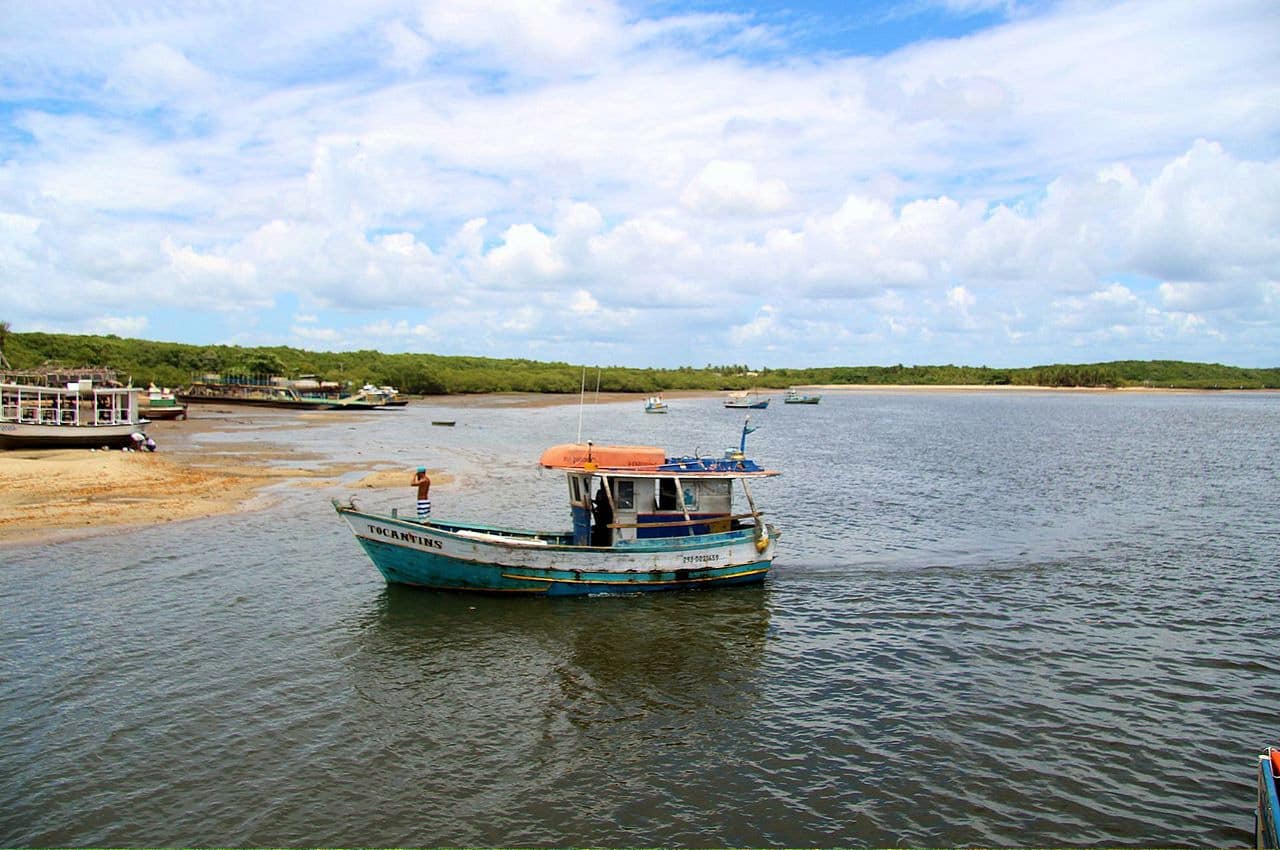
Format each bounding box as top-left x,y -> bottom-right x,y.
575,366 -> 603,444
576,366 -> 587,443
740,416 -> 758,454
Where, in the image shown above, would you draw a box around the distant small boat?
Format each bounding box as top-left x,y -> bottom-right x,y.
783,387 -> 821,405
139,384 -> 188,420
431,420 -> 456,427
724,390 -> 769,409
1260,746 -> 1280,849
328,390 -> 386,410
377,385 -> 409,407
644,395 -> 669,413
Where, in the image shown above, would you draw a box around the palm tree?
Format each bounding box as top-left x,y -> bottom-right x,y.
0,320 -> 10,369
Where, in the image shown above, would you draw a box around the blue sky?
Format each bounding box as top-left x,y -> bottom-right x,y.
1,0 -> 1278,368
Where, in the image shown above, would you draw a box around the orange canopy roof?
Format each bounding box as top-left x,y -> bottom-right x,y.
539,443 -> 666,470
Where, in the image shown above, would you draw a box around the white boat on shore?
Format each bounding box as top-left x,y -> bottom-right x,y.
1,368 -> 146,450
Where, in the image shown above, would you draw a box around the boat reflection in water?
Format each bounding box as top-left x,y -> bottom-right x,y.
346,582 -> 771,720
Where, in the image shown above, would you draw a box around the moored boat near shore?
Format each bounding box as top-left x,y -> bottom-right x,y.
724,390 -> 770,409
139,384 -> 188,420
334,424 -> 780,596
178,377 -> 340,410
1,367 -> 146,449
375,385 -> 409,406
783,387 -> 821,404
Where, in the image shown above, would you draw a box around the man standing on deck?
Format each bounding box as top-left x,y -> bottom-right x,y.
412,466 -> 431,521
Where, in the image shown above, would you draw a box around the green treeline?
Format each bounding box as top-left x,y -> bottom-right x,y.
2,330 -> 1278,393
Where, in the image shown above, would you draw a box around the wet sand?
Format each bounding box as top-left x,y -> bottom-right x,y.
1,389 -> 707,546
0,408 -> 452,548
1,392 -> 678,546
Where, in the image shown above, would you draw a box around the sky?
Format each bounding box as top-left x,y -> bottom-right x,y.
1,0 -> 1278,369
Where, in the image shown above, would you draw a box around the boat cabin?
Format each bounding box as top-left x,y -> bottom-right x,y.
540,443 -> 777,548
1,374 -> 139,427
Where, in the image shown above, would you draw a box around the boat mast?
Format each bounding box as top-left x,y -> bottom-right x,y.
739,477 -> 762,527
575,366 -> 586,442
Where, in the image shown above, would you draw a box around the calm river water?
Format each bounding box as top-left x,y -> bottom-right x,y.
2,390 -> 1277,847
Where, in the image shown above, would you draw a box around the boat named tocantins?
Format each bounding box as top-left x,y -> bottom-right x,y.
334,429 -> 780,596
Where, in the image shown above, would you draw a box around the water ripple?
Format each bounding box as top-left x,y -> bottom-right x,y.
2,392 -> 1277,847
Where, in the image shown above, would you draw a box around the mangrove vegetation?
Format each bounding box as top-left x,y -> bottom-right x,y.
2,329 -> 1277,393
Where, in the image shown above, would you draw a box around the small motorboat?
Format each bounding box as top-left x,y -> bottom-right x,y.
723,390 -> 769,409
783,387 -> 821,405
139,384 -> 189,420
644,395 -> 669,413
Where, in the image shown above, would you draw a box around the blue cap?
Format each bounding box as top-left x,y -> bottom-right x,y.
416,466 -> 426,472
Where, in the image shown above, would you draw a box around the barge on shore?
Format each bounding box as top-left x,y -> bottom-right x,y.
1,367 -> 146,449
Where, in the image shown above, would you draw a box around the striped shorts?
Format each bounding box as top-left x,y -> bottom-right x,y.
417,499 -> 432,520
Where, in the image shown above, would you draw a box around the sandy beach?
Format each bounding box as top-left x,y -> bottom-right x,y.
0,391 -> 663,546
0,408 -> 455,547
1,390 -> 699,546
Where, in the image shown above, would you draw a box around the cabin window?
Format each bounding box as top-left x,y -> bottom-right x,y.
616,480 -> 635,510
704,480 -> 731,498
570,477 -> 581,502
682,484 -> 697,509
698,479 -> 732,514
656,478 -> 679,511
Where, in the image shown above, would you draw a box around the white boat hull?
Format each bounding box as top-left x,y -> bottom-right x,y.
0,420 -> 145,450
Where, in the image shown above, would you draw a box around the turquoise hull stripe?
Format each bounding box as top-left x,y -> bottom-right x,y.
356,537 -> 770,596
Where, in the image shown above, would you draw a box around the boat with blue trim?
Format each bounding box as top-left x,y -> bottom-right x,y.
783,386 -> 821,404
644,394 -> 669,413
724,390 -> 770,409
1260,746 -> 1280,849
334,424 -> 780,595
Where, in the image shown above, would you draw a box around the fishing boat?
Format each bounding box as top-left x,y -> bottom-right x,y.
327,386 -> 387,409
724,390 -> 770,409
644,395 -> 669,413
178,377 -> 340,410
377,385 -> 409,407
783,387 -> 821,405
334,423 -> 780,596
139,384 -> 188,420
1260,746 -> 1280,849
1,367 -> 146,449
